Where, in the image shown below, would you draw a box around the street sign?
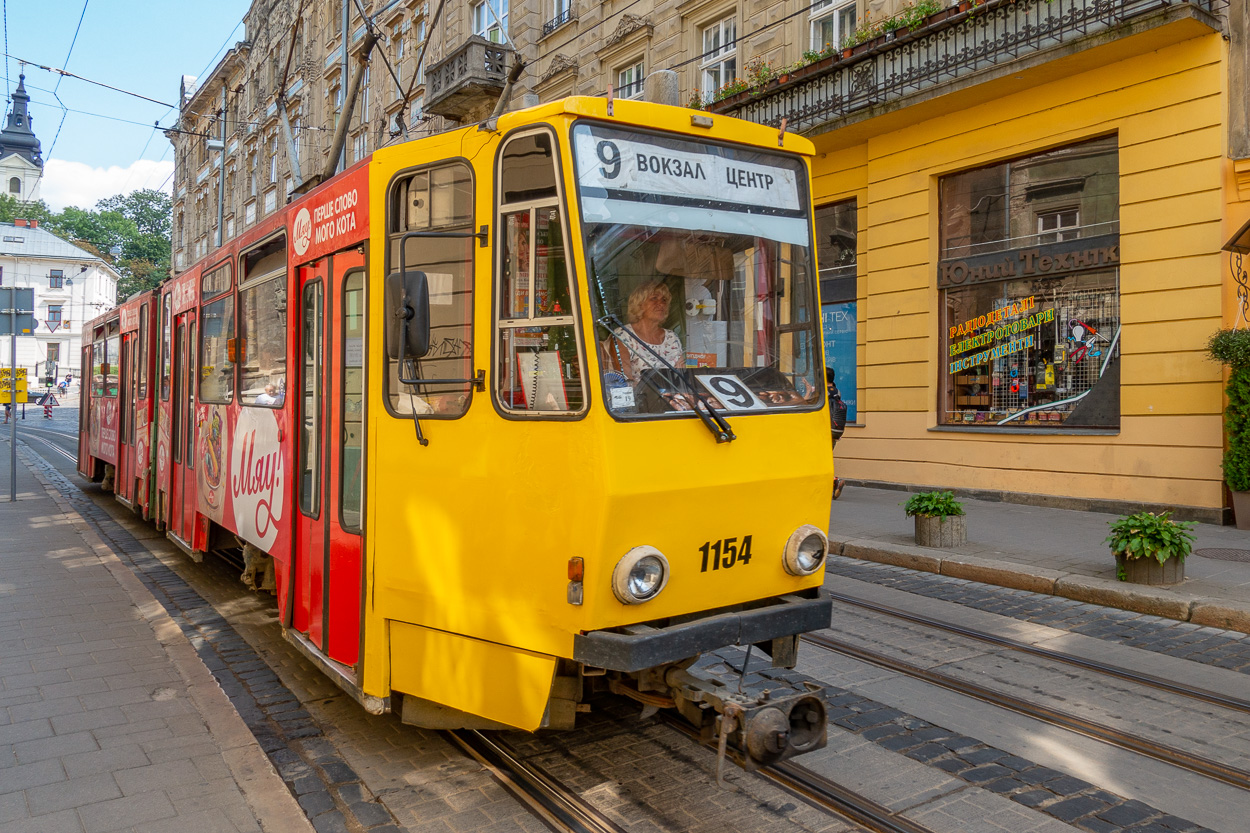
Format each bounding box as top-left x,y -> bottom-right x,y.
0,367 -> 28,403
0,287 -> 35,336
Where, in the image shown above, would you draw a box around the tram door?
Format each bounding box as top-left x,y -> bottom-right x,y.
117,334 -> 133,502
294,250 -> 366,665
169,313 -> 197,545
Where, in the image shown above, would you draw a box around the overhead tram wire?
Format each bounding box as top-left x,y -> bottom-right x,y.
4,53 -> 176,108
54,0 -> 91,94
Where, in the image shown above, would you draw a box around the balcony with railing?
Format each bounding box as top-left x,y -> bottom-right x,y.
425,35 -> 515,123
543,3 -> 575,37
709,0 -> 1227,134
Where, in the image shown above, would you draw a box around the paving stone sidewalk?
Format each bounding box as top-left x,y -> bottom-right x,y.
0,447 -> 311,833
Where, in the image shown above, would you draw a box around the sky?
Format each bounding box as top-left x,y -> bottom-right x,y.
7,1 -> 252,211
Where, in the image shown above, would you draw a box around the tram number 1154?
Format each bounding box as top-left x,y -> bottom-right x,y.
699,536 -> 754,572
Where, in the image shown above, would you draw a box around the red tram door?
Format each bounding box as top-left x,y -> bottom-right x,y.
168,313 -> 197,546
293,251 -> 365,666
117,335 -> 132,501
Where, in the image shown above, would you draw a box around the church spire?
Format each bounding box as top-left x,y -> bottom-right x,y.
0,74 -> 43,167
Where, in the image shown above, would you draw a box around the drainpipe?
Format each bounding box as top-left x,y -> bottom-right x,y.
215,82 -> 227,248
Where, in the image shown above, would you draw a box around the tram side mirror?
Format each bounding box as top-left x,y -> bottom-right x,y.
386,270 -> 431,360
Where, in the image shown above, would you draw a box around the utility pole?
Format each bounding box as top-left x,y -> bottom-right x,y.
339,0 -> 349,175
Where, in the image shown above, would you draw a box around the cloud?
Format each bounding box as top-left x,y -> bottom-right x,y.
37,158 -> 175,212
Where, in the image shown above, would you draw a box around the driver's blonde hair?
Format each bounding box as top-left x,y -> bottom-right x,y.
626,280 -> 672,324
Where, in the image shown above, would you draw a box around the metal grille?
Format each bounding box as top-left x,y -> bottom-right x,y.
717,0 -> 1227,133
1193,549 -> 1250,563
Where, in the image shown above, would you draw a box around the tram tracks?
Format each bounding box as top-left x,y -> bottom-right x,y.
806,594 -> 1250,793
661,715 -> 938,833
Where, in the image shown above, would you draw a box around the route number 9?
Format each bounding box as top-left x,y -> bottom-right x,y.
695,374 -> 763,411
597,140 -> 621,179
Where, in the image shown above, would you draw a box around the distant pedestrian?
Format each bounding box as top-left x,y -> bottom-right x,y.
827,367 -> 847,500
2,402 -> 9,424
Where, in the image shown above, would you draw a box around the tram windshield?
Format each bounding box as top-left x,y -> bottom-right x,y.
572,123 -> 823,419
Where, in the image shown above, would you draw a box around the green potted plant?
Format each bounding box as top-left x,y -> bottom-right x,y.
904,490 -> 966,547
1106,510 -> 1195,584
1206,328 -> 1250,528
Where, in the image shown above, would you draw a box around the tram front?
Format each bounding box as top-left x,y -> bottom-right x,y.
374,100 -> 833,771
562,115 -> 834,768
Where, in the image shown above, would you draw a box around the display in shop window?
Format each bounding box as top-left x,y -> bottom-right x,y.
939,135 -> 1119,429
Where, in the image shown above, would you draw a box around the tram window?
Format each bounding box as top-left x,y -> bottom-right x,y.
199,295 -> 236,403
496,204 -> 585,415
92,333 -> 105,398
500,132 -> 557,203
341,272 -> 364,532
239,276 -> 288,407
300,281 -> 323,518
137,304 -> 148,399
242,235 -> 286,280
105,323 -> 120,397
160,294 -> 172,401
385,161 -> 474,417
201,261 -> 232,300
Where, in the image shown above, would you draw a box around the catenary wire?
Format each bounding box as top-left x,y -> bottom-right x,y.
54,0 -> 90,94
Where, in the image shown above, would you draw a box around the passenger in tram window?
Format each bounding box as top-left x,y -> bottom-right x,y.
255,384 -> 283,406
601,279 -> 684,383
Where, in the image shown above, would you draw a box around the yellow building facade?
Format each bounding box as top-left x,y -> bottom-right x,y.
713,2 -> 1236,521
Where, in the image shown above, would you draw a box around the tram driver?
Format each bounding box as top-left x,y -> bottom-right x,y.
600,279 -> 684,383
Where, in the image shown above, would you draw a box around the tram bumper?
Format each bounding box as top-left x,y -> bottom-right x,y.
571,588 -> 831,673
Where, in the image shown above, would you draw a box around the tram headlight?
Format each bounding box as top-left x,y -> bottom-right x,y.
783,525 -> 828,576
612,546 -> 670,604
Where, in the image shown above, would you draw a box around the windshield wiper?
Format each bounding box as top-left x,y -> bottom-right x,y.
597,313 -> 736,443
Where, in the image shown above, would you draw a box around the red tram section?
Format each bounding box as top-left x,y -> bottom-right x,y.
81,160 -> 371,669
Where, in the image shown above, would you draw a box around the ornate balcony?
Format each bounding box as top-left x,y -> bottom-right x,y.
425,35 -> 515,123
710,0 -> 1227,134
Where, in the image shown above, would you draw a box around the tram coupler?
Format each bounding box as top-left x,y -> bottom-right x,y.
657,663 -> 827,778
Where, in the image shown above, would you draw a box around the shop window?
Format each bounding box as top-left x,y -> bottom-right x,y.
239,236 -> 288,407
816,199 -> 858,422
810,0 -> 855,53
939,136 -> 1120,429
700,14 -> 737,97
495,130 -> 585,416
385,161 -> 475,416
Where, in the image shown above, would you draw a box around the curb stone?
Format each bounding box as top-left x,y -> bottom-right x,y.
833,543 -> 1250,636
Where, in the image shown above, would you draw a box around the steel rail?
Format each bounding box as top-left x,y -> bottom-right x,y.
660,716 -> 938,833
803,632 -> 1250,792
825,589 -> 1250,715
443,729 -> 628,833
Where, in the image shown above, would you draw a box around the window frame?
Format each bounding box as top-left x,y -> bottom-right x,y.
299,279 -> 323,520
617,60 -> 645,99
491,125 -> 589,421
339,269 -> 366,533
382,158 -> 478,420
472,0 -> 509,42
809,0 -> 855,53
237,233 -> 289,409
198,258 -> 236,405
699,14 -> 737,97
49,269 -> 64,289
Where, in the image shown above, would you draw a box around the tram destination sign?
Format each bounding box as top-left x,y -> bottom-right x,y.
0,287 -> 35,336
572,123 -> 809,246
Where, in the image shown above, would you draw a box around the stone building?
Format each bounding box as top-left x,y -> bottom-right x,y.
170,0 -> 484,271
169,0 -> 1250,520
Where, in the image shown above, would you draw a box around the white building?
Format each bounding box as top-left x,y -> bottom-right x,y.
0,219 -> 118,382
0,75 -> 42,203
